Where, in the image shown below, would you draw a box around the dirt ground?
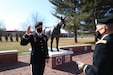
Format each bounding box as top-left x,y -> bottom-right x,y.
0,50 -> 93,75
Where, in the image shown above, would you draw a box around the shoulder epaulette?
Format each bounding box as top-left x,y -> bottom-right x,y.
96,40 -> 107,44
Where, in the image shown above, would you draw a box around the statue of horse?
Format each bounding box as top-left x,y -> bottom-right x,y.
43,17 -> 66,52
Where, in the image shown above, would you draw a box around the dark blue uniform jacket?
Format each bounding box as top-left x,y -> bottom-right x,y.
20,33 -> 49,64
84,33 -> 113,75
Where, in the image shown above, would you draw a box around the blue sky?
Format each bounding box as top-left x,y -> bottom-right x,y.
0,0 -> 58,30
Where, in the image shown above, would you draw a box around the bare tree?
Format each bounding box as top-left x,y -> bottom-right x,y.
20,22 -> 29,31
31,12 -> 41,24
20,11 -> 44,31
0,19 -> 6,41
0,19 -> 6,30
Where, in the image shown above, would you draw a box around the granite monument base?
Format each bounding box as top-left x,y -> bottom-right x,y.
46,48 -> 73,68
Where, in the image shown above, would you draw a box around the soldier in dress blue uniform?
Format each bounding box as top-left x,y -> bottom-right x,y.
20,22 -> 49,75
77,16 -> 113,75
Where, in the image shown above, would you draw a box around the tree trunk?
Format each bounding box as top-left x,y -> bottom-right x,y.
74,29 -> 77,43
94,19 -> 98,42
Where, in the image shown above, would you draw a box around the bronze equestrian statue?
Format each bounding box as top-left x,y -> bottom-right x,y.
43,17 -> 66,52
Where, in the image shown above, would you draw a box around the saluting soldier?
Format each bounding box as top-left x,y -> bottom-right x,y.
77,16 -> 113,75
20,22 -> 49,75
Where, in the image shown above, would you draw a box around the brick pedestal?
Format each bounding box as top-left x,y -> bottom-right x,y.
59,44 -> 92,53
0,50 -> 18,64
46,48 -> 73,68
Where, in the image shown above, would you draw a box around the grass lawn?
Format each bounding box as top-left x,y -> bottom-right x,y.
0,36 -> 95,56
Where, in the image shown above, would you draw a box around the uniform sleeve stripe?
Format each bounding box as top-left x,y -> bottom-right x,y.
83,65 -> 88,74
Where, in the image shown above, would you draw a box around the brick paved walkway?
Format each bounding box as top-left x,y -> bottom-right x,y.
0,50 -> 93,75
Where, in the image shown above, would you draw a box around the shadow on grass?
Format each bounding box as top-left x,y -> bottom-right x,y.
0,61 -> 29,72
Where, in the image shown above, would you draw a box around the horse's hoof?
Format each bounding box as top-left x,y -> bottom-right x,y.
51,50 -> 53,52
57,49 -> 59,52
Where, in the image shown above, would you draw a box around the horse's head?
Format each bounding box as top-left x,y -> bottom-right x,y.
60,16 -> 66,28
56,17 -> 66,28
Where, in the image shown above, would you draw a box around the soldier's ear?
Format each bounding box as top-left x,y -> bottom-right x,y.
104,26 -> 108,33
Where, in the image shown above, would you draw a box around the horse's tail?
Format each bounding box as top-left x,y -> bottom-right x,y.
42,27 -> 46,34
43,27 -> 51,39
42,27 -> 48,35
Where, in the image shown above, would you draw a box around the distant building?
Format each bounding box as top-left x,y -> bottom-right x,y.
3,30 -> 25,36
1,29 -> 74,38
60,29 -> 74,37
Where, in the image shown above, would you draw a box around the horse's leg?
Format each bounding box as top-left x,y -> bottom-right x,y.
50,36 -> 54,52
56,36 -> 59,51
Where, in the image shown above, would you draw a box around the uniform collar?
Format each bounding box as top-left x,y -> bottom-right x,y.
101,34 -> 109,40
35,31 -> 42,36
